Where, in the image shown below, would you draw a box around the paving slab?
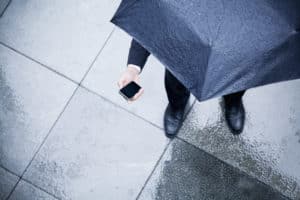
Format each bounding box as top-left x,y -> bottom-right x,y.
0,0 -> 120,82
23,87 -> 169,200
0,167 -> 18,200
0,44 -> 76,175
83,28 -> 195,128
178,79 -> 300,199
9,180 -> 57,200
139,139 -> 287,200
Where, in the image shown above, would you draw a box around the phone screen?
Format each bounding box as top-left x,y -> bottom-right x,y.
119,81 -> 141,100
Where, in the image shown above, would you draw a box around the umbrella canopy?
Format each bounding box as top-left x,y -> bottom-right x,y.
111,0 -> 300,101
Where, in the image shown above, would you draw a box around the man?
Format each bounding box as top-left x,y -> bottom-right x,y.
118,39 -> 246,138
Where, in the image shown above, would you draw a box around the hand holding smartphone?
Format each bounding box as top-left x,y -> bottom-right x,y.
119,81 -> 143,101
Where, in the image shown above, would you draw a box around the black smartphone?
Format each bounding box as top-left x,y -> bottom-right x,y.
119,81 -> 142,100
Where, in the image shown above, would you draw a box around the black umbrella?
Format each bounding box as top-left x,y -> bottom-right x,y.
111,0 -> 300,101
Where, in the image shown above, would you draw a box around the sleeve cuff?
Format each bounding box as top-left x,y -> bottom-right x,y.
128,64 -> 142,74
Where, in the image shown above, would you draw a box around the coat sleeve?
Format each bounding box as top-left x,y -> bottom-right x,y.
127,39 -> 150,71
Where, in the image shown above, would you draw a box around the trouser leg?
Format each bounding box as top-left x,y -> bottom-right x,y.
223,90 -> 246,104
164,69 -> 190,109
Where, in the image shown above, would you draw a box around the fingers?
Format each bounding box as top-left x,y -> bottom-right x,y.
118,78 -> 128,89
129,88 -> 144,102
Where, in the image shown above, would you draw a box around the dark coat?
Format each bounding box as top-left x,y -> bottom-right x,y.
111,0 -> 300,101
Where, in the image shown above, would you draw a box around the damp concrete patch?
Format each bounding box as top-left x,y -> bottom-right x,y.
139,139 -> 288,200
179,79 -> 300,199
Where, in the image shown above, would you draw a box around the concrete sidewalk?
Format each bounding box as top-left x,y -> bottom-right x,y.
0,1 -> 299,199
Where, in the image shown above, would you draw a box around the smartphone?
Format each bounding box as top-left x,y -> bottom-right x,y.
119,81 -> 142,100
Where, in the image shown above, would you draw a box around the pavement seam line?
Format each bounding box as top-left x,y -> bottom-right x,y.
5,86 -> 80,200
79,27 -> 116,85
20,178 -> 62,200
134,99 -> 196,199
0,42 -> 79,85
5,177 -> 21,200
0,0 -> 11,18
80,85 -> 196,132
0,25 -> 115,87
135,139 -> 173,200
0,164 -> 20,178
80,85 -> 164,130
176,136 -> 292,200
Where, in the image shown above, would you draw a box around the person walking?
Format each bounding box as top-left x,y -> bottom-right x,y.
118,39 -> 246,138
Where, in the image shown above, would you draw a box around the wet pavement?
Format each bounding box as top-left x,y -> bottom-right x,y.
139,139 -> 287,200
0,45 -> 76,175
178,79 -> 300,199
0,0 -> 299,199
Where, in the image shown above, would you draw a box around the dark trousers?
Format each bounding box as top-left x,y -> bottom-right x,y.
164,69 -> 245,107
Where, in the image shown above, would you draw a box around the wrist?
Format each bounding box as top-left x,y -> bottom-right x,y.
127,64 -> 141,75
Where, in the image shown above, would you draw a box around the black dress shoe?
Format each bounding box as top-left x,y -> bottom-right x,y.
163,104 -> 185,138
224,97 -> 245,135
